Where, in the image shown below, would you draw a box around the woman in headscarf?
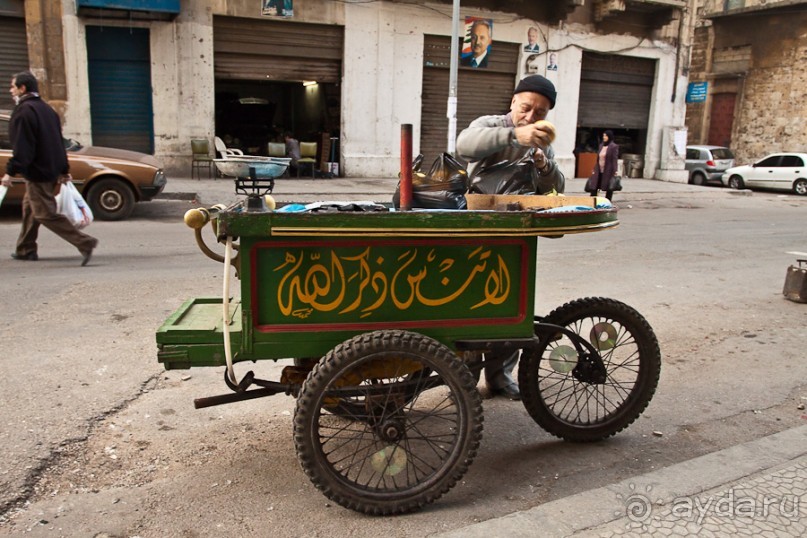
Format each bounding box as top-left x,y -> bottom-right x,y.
586,130 -> 619,200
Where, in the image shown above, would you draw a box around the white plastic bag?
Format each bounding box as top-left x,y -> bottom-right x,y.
56,181 -> 93,229
0,185 -> 7,207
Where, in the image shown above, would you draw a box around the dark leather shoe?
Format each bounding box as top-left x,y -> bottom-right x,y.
80,239 -> 98,266
489,382 -> 521,400
11,252 -> 38,261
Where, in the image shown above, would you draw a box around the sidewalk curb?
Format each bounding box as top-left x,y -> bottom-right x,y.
155,192 -> 197,201
432,425 -> 807,537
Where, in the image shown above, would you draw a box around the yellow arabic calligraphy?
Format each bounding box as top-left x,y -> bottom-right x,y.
273,245 -> 511,318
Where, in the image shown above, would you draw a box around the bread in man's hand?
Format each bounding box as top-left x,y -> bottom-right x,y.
534,120 -> 556,144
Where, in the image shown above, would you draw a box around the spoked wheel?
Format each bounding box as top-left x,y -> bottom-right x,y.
519,297 -> 661,442
293,357 -> 431,419
293,330 -> 483,515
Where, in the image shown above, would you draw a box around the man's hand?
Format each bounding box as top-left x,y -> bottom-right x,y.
59,173 -> 72,185
1,174 -> 11,187
513,122 -> 555,149
533,148 -> 548,170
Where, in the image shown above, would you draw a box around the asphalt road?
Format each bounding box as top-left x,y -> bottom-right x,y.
0,187 -> 805,537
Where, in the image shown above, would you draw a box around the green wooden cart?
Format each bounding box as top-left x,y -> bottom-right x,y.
156,186 -> 661,515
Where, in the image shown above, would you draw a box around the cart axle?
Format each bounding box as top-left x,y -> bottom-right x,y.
194,370 -> 297,409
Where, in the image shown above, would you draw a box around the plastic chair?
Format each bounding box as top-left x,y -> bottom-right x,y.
298,142 -> 317,178
267,142 -> 286,158
268,143 -> 289,177
214,136 -> 244,159
191,139 -> 214,180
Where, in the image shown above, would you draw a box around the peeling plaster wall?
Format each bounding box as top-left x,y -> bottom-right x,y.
61,0 -> 215,173
59,0 -> 683,179
342,4 -> 679,178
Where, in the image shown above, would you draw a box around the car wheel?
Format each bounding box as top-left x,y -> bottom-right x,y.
86,177 -> 136,220
690,172 -> 706,186
794,179 -> 807,196
728,175 -> 744,190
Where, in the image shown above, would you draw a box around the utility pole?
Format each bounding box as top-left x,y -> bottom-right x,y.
446,0 -> 460,155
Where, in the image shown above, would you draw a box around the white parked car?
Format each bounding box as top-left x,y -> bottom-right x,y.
721,153 -> 807,196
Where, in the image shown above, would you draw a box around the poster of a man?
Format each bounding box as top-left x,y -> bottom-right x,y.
547,52 -> 558,71
460,18 -> 492,68
524,26 -> 539,52
262,0 -> 293,17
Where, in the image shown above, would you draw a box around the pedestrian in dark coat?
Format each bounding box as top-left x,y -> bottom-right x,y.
587,130 -> 619,201
1,71 -> 98,265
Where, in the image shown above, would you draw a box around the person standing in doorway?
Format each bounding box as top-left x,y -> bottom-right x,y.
284,132 -> 301,175
1,71 -> 98,265
586,130 -> 619,201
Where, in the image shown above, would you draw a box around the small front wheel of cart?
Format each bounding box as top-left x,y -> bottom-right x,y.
293,329 -> 483,515
519,297 -> 661,442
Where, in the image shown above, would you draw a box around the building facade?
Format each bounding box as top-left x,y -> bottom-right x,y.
686,0 -> 807,164
4,0 -> 693,179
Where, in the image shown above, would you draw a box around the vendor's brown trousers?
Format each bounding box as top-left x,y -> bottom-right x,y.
15,180 -> 97,256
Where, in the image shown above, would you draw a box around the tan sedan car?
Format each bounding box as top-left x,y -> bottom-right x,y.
0,111 -> 167,220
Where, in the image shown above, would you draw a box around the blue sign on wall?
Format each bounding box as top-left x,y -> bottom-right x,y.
686,82 -> 708,103
77,0 -> 180,14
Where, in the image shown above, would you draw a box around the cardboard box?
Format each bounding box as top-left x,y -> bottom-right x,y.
465,194 -> 604,211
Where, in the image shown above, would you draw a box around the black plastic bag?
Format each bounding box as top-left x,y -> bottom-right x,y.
584,174 -> 598,193
393,153 -> 468,209
469,148 -> 561,195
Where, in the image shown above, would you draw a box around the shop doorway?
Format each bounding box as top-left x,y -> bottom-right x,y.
213,16 -> 342,172
86,26 -> 154,154
420,35 -> 520,168
576,52 -> 655,177
214,79 -> 340,157
707,93 -> 736,148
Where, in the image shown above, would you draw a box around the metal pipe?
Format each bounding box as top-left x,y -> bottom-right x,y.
194,387 -> 282,409
400,124 -> 413,211
447,0 -> 461,155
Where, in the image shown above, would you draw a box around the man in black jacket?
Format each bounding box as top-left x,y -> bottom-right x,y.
1,72 -> 97,265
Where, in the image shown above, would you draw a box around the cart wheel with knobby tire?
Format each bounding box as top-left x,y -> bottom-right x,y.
293,330 -> 483,515
519,297 -> 661,442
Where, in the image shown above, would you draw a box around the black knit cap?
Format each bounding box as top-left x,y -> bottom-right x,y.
514,75 -> 557,109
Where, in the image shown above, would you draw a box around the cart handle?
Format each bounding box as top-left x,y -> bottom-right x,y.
183,205 -> 241,276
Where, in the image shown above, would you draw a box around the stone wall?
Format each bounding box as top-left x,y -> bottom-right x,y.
686,9 -> 807,163
719,12 -> 807,162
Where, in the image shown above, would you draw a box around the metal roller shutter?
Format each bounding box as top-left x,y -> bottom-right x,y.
86,26 -> 154,154
578,52 -> 655,129
0,16 -> 30,111
421,35 -> 518,167
213,16 -> 343,82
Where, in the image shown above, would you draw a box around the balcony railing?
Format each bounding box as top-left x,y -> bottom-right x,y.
701,0 -> 807,18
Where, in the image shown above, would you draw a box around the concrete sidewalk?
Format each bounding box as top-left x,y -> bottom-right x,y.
436,425 -> 807,537
158,174 -> 745,207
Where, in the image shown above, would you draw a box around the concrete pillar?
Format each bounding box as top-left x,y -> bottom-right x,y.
656,125 -> 689,183
23,0 -> 67,119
